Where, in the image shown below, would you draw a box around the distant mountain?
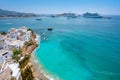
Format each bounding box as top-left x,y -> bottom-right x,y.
46,12 -> 80,18
0,9 -> 37,17
58,12 -> 78,18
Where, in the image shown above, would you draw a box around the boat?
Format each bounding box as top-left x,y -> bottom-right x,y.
36,18 -> 42,20
47,27 -> 53,31
83,12 -> 103,18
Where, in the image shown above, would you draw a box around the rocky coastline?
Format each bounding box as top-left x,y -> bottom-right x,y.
0,27 -> 49,80
20,29 -> 49,80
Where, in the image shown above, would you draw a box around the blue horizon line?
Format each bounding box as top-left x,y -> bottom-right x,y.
0,8 -> 120,16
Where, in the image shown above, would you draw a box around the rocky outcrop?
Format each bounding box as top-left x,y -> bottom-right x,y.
20,30 -> 38,55
20,29 -> 48,80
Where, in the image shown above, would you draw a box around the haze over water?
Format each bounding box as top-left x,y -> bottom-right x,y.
0,16 -> 120,80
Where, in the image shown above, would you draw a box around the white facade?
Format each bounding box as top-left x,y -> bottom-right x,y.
0,27 -> 34,80
19,26 -> 27,33
8,63 -> 20,80
24,31 -> 31,42
7,33 -> 17,40
0,35 -> 3,41
0,42 -> 8,50
3,43 -> 8,50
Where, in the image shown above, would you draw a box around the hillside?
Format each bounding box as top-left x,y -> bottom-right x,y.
0,9 -> 37,17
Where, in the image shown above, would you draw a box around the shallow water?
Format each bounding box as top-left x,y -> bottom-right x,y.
0,16 -> 120,80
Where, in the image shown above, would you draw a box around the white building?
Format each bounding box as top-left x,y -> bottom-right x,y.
0,26 -> 33,80
8,40 -> 23,50
19,26 -> 27,33
0,34 -> 3,41
24,31 -> 32,42
0,41 -> 9,50
0,51 -> 12,60
7,32 -> 18,40
8,63 -> 20,80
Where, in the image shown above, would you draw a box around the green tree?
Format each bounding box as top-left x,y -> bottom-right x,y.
12,49 -> 21,61
13,49 -> 21,55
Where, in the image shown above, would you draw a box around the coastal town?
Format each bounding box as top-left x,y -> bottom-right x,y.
0,26 -> 47,80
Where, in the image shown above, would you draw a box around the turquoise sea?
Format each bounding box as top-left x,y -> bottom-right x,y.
0,16 -> 120,80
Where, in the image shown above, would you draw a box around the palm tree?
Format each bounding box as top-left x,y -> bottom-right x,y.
12,49 -> 21,61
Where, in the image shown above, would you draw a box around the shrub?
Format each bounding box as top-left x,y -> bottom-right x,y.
11,77 -> 16,80
12,49 -> 21,61
27,28 -> 33,32
13,49 -> 21,55
21,66 -> 34,80
0,31 -> 7,35
19,55 -> 30,69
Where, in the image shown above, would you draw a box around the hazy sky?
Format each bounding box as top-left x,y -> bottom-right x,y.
0,0 -> 120,15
